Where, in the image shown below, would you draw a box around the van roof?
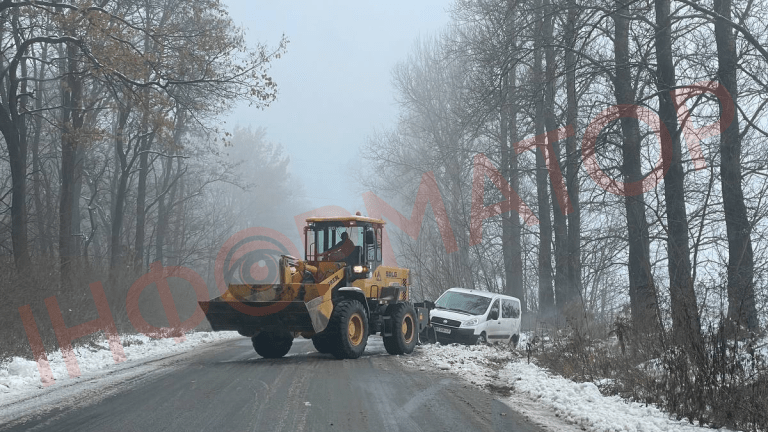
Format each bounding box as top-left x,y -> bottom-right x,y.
445,287 -> 520,301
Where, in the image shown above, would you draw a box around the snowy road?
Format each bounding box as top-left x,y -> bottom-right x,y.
0,336 -> 543,432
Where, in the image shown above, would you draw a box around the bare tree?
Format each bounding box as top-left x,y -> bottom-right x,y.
533,0 -> 555,317
653,0 -> 703,352
713,0 -> 759,331
564,0 -> 583,310
501,0 -> 526,311
609,0 -> 660,331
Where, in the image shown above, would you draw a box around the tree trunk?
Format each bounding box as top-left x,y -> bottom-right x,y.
0,34 -> 31,270
613,0 -> 659,331
3,120 -> 30,270
71,145 -> 85,257
109,104 -> 132,273
59,42 -> 84,288
155,156 -> 172,264
654,0 -> 703,351
501,1 -> 525,312
565,0 -> 583,309
156,111 -> 186,264
508,81 -> 525,314
59,130 -> 75,285
172,164 -> 187,266
543,0 -> 569,313
32,44 -> 48,256
133,133 -> 152,269
713,0 -> 758,331
448,157 -> 474,290
534,0 -> 555,318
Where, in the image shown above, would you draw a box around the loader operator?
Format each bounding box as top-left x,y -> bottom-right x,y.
324,231 -> 354,261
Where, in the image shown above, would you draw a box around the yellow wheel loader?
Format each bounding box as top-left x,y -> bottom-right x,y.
199,215 -> 430,359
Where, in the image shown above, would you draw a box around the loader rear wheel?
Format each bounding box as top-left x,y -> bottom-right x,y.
311,333 -> 333,354
326,299 -> 368,359
252,330 -> 293,358
383,303 -> 418,355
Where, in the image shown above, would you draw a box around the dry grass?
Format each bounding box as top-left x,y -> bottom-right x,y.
533,315 -> 768,431
0,258 -> 203,360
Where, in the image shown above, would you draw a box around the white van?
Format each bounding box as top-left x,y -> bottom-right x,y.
429,288 -> 522,347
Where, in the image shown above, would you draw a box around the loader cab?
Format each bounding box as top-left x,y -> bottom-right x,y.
304,216 -> 384,278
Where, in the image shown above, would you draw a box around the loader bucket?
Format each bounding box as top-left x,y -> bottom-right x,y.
198,282 -> 334,335
199,299 -> 316,333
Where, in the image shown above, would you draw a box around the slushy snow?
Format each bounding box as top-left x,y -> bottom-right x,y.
0,331 -> 239,405
407,342 -> 736,432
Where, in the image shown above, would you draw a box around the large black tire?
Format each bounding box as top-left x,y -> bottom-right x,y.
383,303 -> 418,355
311,333 -> 333,354
238,328 -> 256,337
252,330 -> 293,358
510,333 -> 520,349
326,299 -> 368,359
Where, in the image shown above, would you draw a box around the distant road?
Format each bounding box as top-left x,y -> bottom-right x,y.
1,337 -> 543,432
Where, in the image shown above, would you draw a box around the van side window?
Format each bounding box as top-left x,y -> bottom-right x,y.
502,299 -> 520,319
501,299 -> 511,318
490,299 -> 500,317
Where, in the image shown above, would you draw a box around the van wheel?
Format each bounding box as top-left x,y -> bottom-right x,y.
475,332 -> 487,345
510,334 -> 519,349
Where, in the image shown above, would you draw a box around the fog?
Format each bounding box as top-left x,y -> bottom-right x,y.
221,1 -> 451,215
1,2 -> 767,426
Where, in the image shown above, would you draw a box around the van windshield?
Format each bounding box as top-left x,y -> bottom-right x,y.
434,291 -> 492,315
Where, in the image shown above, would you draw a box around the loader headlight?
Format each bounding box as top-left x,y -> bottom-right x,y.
461,318 -> 479,327
352,265 -> 368,274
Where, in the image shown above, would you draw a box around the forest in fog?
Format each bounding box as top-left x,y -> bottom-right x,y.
364,1 -> 768,425
1,0 -> 768,427
0,1 -> 310,275
0,0 -> 306,358
367,0 -> 767,336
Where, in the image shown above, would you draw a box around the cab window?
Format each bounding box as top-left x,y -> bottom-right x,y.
365,228 -> 376,261
309,226 -> 362,261
365,227 -> 382,271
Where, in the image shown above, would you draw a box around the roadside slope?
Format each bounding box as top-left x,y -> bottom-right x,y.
403,342 -> 735,432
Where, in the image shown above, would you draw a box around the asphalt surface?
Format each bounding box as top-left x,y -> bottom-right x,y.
1,337 -> 544,432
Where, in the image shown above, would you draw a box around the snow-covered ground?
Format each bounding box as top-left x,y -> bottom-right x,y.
405,341 -> 736,432
0,329 -> 751,431
0,331 -> 240,406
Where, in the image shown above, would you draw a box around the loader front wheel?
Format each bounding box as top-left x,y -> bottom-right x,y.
327,299 -> 368,359
311,333 -> 333,354
383,303 -> 418,355
252,330 -> 293,358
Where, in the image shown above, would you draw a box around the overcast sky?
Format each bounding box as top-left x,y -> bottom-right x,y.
221,1 -> 451,217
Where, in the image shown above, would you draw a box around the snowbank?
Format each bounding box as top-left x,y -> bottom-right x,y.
408,342 -> 734,432
0,331 -> 239,405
